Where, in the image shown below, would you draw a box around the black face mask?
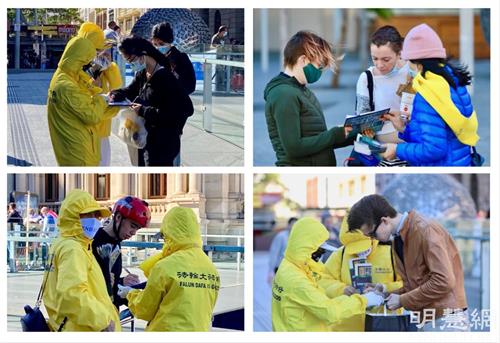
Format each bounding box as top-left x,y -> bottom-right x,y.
311,247 -> 326,262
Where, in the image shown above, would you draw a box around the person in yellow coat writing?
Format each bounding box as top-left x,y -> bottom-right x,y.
117,206 -> 219,331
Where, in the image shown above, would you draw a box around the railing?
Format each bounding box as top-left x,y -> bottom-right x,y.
116,49 -> 244,133
7,230 -> 244,273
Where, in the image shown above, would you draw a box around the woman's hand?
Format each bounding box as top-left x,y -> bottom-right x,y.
344,285 -> 359,296
381,143 -> 397,160
130,103 -> 142,114
383,109 -> 405,133
344,125 -> 353,138
361,128 -> 375,138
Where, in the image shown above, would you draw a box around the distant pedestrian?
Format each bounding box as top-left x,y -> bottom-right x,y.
267,217 -> 297,284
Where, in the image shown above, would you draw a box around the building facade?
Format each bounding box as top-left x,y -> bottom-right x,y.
7,173 -> 244,243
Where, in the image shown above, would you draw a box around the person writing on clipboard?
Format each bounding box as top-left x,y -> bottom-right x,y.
92,196 -> 151,310
109,36 -> 193,166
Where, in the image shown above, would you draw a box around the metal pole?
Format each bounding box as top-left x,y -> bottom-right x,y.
203,62 -> 213,132
261,9 -> 269,72
236,237 -> 241,271
15,9 -> 21,70
359,9 -> 369,70
460,9 -> 474,95
25,191 -> 31,267
225,56 -> 231,94
279,9 -> 288,70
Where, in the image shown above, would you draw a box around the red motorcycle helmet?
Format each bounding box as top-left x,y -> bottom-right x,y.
113,196 -> 151,228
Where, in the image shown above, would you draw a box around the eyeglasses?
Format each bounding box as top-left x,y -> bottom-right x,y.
123,55 -> 139,64
367,221 -> 382,238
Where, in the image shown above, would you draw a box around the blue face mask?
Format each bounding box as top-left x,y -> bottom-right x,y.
157,45 -> 170,54
80,218 -> 101,239
385,65 -> 400,77
130,58 -> 146,72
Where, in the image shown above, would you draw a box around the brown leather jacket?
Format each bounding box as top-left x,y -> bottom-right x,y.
395,211 -> 467,317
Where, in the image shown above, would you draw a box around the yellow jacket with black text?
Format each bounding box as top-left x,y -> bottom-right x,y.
127,207 -> 219,331
42,189 -> 120,331
271,217 -> 367,331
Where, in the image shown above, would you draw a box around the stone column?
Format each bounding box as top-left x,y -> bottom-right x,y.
174,174 -> 184,195
110,174 -> 128,200
188,174 -> 200,194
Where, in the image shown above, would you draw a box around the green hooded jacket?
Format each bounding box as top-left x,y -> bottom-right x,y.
264,73 -> 351,166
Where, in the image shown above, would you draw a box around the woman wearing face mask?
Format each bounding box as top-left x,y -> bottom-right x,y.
151,22 -> 196,95
381,24 -> 480,166
91,52 -> 122,166
151,22 -> 196,166
110,36 -> 193,166
77,23 -> 122,166
264,30 -> 352,166
42,189 -> 120,331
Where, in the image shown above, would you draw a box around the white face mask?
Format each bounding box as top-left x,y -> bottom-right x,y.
357,247 -> 372,258
80,218 -> 101,239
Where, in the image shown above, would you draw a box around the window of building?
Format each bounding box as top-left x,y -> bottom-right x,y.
94,174 -> 110,200
148,174 -> 167,198
348,180 -> 355,197
45,174 -> 59,202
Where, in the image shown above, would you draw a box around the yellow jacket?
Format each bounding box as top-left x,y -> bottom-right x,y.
319,217 -> 403,331
412,71 -> 479,146
77,22 -> 122,138
43,189 -> 120,331
127,207 -> 219,331
95,64 -> 122,137
271,217 -> 367,331
47,36 -> 111,166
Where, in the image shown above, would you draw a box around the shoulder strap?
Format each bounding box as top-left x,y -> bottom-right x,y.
390,245 -> 396,282
365,70 -> 375,111
35,253 -> 55,307
339,246 -> 346,280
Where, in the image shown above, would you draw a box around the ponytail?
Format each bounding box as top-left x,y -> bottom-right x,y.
411,57 -> 472,89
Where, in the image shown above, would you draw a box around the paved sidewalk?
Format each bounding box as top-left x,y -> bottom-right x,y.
7,72 -> 243,167
7,266 -> 244,332
254,53 -> 491,166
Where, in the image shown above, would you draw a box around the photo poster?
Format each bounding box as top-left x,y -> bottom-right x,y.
344,108 -> 390,138
349,257 -> 372,292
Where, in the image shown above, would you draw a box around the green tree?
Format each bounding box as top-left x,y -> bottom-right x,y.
7,8 -> 83,25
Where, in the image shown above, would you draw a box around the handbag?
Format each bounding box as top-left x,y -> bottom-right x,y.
471,146 -> 485,166
20,255 -> 54,332
365,305 -> 417,332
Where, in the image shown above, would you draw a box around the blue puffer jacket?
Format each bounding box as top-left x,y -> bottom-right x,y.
396,68 -> 473,166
